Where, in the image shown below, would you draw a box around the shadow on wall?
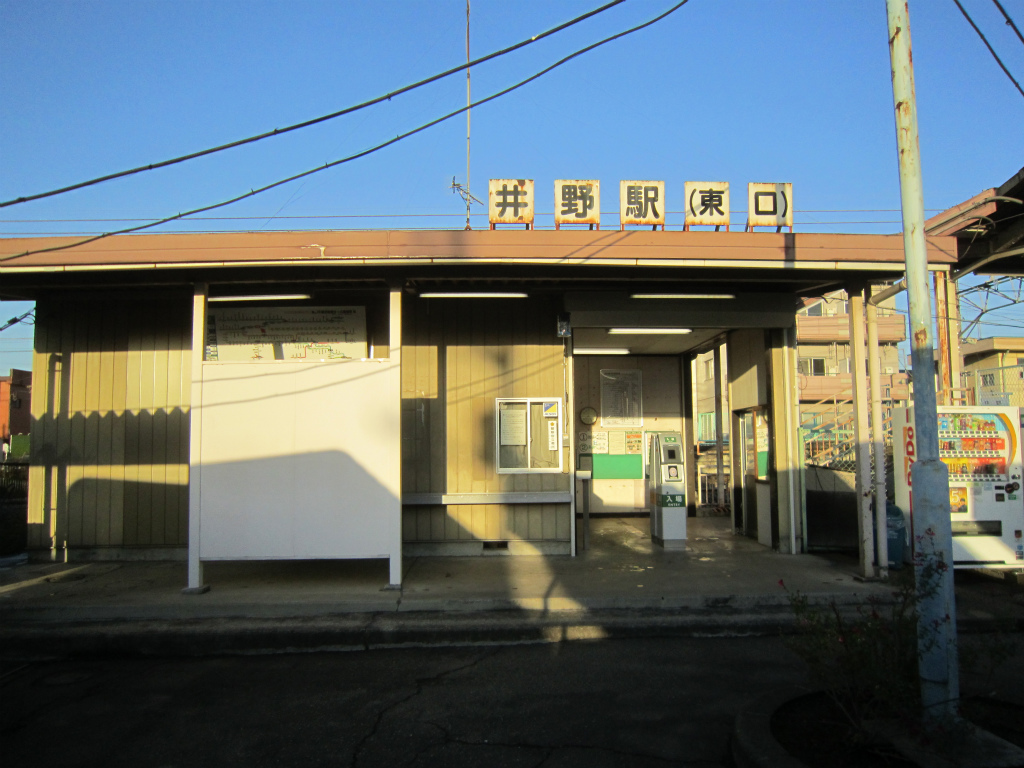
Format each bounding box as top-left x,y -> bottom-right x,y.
196,450 -> 400,562
29,448 -> 402,574
28,407 -> 190,552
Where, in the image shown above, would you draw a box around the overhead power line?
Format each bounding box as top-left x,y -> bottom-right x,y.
954,0 -> 1024,99
991,0 -> 1024,48
0,208 -> 947,224
0,0 -> 626,210
1,0 -> 691,263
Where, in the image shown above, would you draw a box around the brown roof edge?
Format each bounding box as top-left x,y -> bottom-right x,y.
925,189 -> 999,237
962,337 -> 1024,357
0,229 -> 958,270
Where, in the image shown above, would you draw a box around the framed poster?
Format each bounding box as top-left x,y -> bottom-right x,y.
755,411 -> 770,480
205,306 -> 366,362
600,369 -> 642,427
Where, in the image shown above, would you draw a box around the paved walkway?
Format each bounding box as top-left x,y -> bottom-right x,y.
1,516 -> 1022,657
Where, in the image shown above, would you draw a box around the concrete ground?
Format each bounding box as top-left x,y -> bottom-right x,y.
1,516 -> 1022,657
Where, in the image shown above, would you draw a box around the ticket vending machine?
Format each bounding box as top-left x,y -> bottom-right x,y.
894,406 -> 1024,569
648,432 -> 687,549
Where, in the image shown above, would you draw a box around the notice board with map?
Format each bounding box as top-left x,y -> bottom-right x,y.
205,306 -> 367,362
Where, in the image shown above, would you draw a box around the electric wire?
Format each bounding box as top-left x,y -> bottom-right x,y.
991,0 -> 1024,47
953,0 -> 1024,99
0,0 -> 691,263
0,208 -> 945,224
0,0 -> 626,210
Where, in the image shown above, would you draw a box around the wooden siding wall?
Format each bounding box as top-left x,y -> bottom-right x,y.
401,296 -> 571,542
27,294 -> 191,552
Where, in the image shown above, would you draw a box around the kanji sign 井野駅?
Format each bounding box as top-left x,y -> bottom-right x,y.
554,179 -> 600,227
489,179 -> 534,227
619,180 -> 665,228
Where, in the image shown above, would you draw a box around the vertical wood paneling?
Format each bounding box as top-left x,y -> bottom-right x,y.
27,306 -> 57,545
430,302 -> 446,494
27,294 -> 191,553
67,313 -> 89,545
94,306 -> 115,547
110,305 -> 129,547
54,305 -> 73,551
136,309 -> 156,546
177,314 -> 191,545
150,318 -> 169,545
400,296 -> 569,543
164,315 -> 184,544
122,307 -> 142,546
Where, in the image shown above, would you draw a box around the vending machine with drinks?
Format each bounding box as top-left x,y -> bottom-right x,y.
894,406 -> 1024,568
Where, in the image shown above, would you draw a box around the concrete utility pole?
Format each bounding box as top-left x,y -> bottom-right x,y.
885,0 -> 959,721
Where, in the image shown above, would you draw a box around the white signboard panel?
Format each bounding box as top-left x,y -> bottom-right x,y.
197,360 -> 401,562
600,369 -> 643,427
206,306 -> 366,362
684,181 -> 730,227
608,431 -> 627,455
619,180 -> 665,227
489,178 -> 534,225
500,407 -> 528,446
747,182 -> 793,228
554,179 -> 600,226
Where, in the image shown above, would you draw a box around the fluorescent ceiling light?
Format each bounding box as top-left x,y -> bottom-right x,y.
574,348 -> 630,355
419,292 -> 528,298
607,328 -> 692,335
208,294 -> 311,302
630,293 -> 735,300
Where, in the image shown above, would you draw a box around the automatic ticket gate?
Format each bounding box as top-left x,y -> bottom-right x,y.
648,432 -> 686,548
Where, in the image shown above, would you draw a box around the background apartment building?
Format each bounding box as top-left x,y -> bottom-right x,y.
796,290 -> 908,468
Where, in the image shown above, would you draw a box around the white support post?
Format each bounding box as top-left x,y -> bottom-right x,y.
866,299 -> 889,577
713,343 -> 725,508
849,289 -> 875,578
782,327 -> 800,554
389,287 -> 404,587
183,284 -> 210,594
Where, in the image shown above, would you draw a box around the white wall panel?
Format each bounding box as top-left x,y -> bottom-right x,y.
198,360 -> 401,560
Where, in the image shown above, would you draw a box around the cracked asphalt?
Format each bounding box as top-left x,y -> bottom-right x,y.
1,635 -> 811,768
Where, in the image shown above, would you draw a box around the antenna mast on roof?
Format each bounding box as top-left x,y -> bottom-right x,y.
451,1 -> 480,228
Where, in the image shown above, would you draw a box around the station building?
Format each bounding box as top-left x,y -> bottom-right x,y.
0,184 -> 958,590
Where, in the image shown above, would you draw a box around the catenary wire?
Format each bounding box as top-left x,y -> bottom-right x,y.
0,209 -> 945,223
953,0 -> 1024,99
0,0 -> 626,209
0,0 -> 691,263
991,0 -> 1024,47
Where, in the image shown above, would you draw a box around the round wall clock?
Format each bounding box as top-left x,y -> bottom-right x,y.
579,407 -> 598,425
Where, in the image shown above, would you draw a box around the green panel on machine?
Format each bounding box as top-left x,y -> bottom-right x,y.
592,454 -> 644,479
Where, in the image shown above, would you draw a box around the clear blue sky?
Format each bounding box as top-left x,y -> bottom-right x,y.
2,0 -> 1023,372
